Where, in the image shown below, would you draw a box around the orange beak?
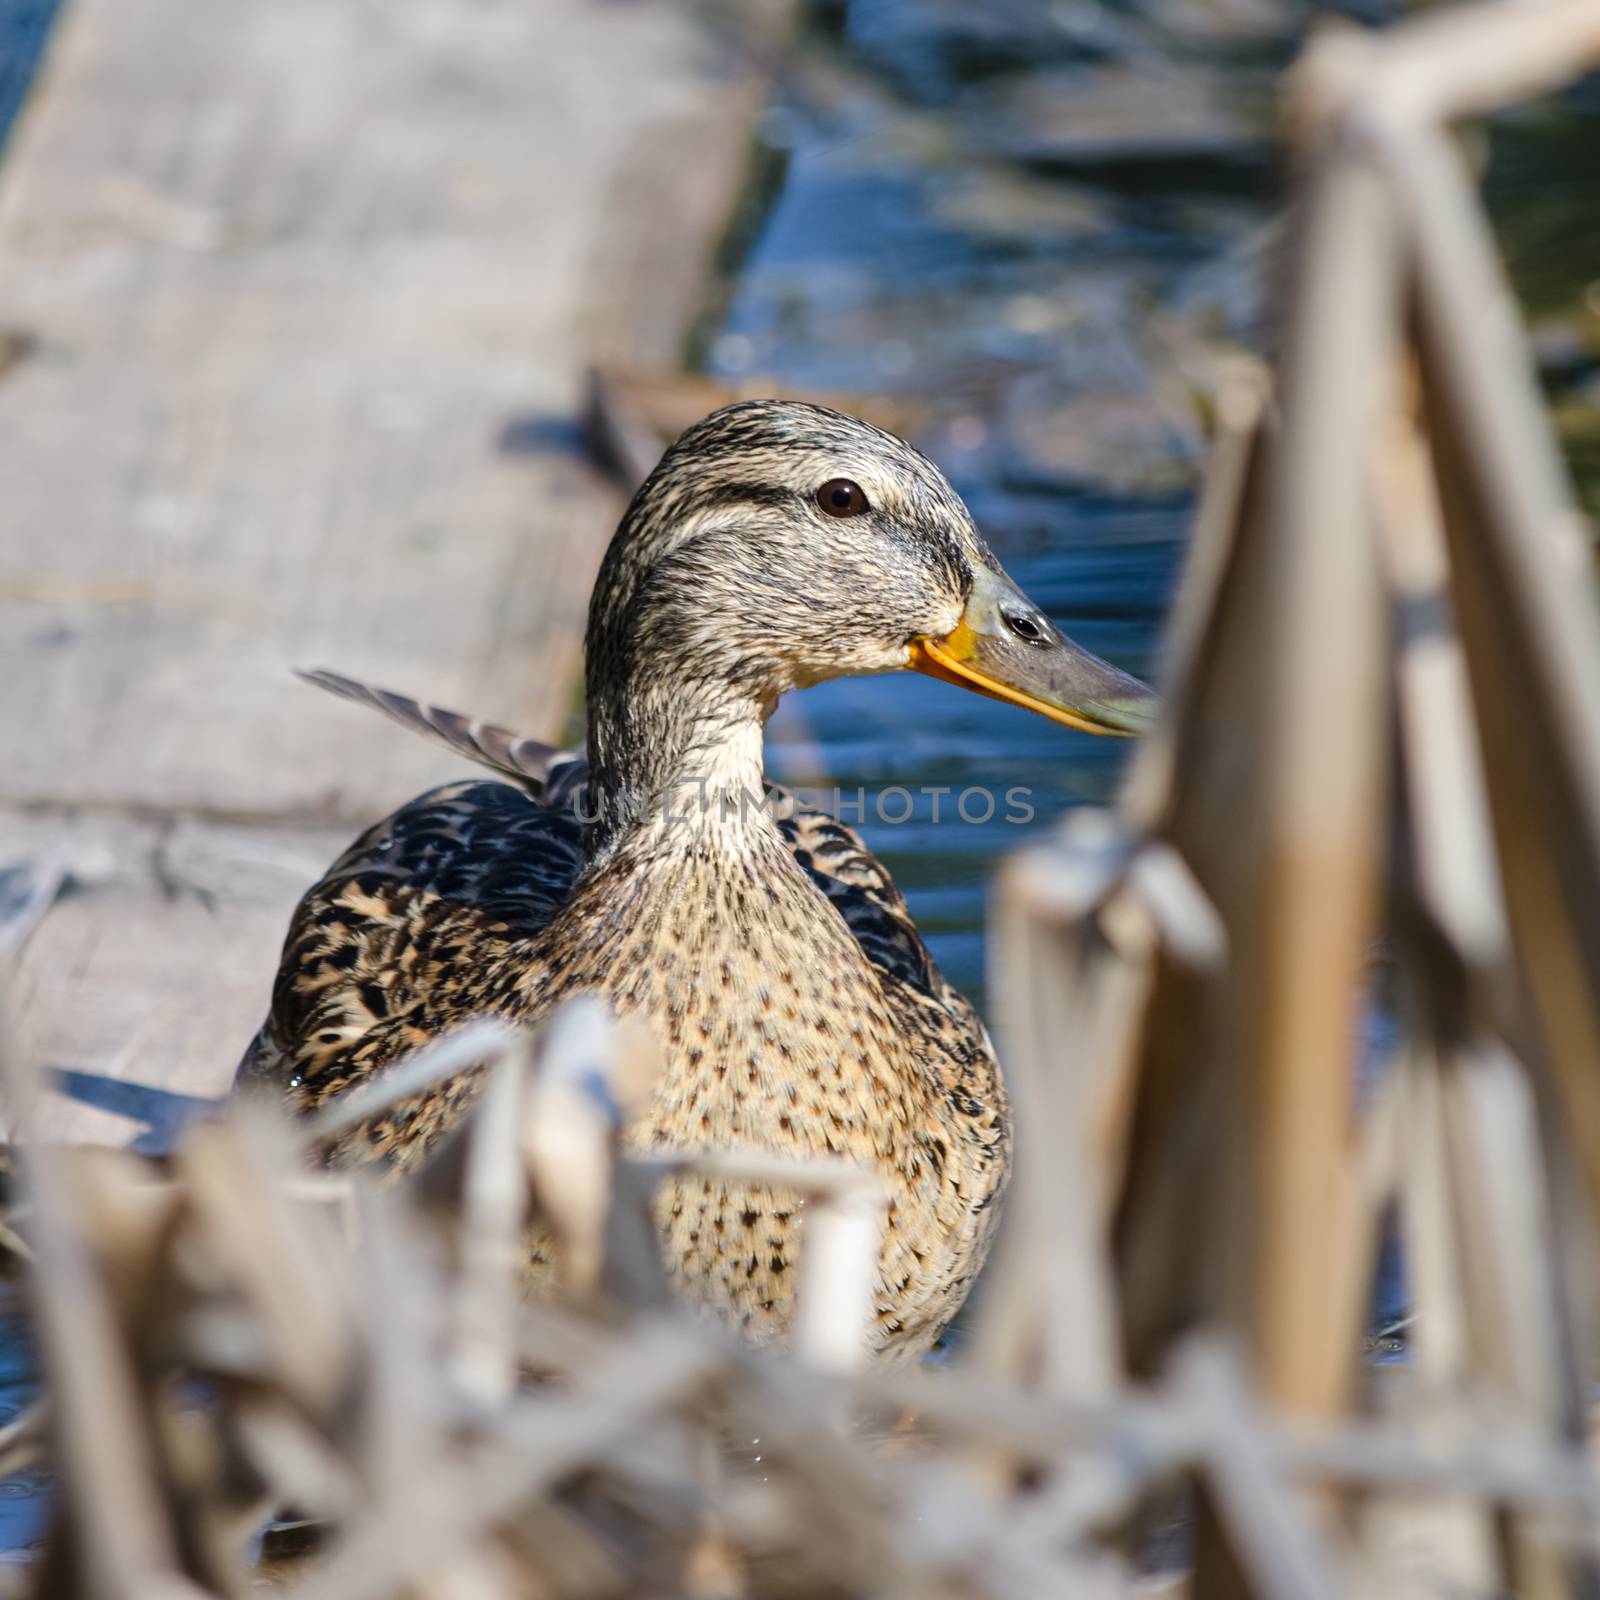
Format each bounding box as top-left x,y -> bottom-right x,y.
908,566 -> 1156,737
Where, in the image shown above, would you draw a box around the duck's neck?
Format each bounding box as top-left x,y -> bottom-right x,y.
583,669 -> 776,862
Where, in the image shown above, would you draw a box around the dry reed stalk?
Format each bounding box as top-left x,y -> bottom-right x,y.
977,825 -> 1131,1399
1403,126 -> 1600,1227
1174,1341 -> 1347,1600
1235,135 -> 1395,1419
1375,410 -> 1538,1592
1121,362 -> 1267,840
1101,368 -> 1276,1381
1378,409 -> 1507,974
1289,0 -> 1600,133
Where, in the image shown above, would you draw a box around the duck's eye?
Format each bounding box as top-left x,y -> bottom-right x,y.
1003,610 -> 1047,646
816,479 -> 870,518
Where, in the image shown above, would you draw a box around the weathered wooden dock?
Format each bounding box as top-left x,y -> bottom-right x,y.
0,0 -> 768,1144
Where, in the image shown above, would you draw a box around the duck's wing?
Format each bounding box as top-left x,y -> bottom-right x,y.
771,806 -> 935,997
238,778 -> 586,1107
239,670 -> 589,1108
776,803 -> 977,1010
296,668 -> 562,792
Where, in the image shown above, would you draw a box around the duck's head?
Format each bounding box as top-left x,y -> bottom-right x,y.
587,399 -> 1156,743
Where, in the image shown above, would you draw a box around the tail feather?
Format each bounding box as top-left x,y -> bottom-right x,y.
296,668 -> 561,792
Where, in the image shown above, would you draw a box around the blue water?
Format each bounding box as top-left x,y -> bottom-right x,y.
0,0 -> 58,153
0,1307 -> 45,1563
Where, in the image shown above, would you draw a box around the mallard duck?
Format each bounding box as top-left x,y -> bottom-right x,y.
240,401 -> 1154,1360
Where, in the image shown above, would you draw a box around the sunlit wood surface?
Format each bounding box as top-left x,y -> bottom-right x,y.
0,0 -> 763,1143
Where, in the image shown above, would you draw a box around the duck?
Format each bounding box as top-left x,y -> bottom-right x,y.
239,400 -> 1155,1361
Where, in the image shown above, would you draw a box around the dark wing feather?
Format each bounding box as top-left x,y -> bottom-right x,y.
774,800 -> 991,1077
296,668 -> 561,791
238,779 -> 585,1097
773,803 -> 942,1002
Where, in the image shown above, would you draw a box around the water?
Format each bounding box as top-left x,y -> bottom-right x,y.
0,0 -> 58,154
708,0 -> 1600,1012
0,1303 -> 46,1564
708,0 -> 1317,1006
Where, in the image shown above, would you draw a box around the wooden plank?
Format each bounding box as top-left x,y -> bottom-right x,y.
0,0 -> 775,1142
4,811 -> 352,1145
0,0 -> 741,816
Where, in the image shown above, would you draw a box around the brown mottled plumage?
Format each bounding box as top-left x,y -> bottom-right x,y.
240,401 -> 1155,1360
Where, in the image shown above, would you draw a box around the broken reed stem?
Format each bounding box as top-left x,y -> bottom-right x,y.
1292,0 -> 1600,134
859,1357 -> 1600,1515
1387,116 -> 1600,1240
1174,1341 -> 1345,1600
1120,361 -> 1267,836
1377,411 -> 1508,970
297,1005 -> 891,1374
454,1054 -> 534,1408
791,1177 -> 884,1376
283,1324 -> 719,1600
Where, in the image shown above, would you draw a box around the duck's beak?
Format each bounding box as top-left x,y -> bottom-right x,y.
908,565 -> 1157,737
